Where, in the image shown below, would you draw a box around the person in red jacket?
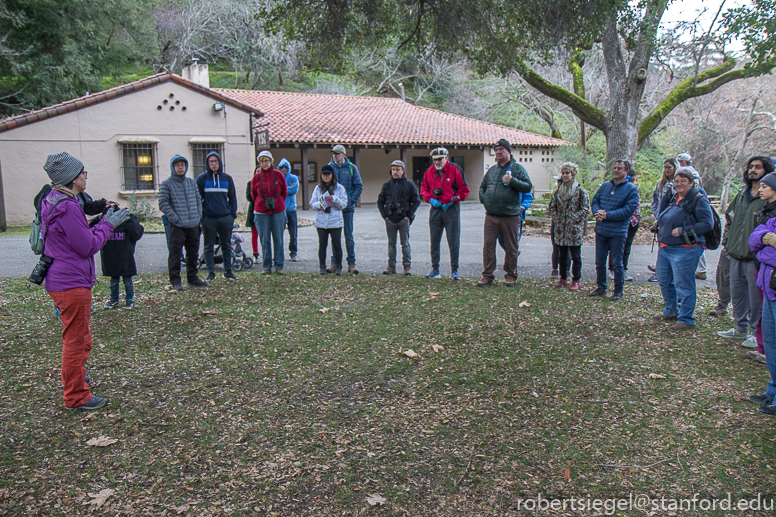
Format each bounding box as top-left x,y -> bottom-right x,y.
420,147 -> 470,279
251,151 -> 288,274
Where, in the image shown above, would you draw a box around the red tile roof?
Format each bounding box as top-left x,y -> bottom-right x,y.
218,89 -> 568,148
0,74 -> 262,134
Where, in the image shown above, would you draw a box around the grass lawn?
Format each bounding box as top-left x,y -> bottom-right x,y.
1,273 -> 774,516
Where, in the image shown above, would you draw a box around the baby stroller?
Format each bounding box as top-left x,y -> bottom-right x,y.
198,224 -> 254,271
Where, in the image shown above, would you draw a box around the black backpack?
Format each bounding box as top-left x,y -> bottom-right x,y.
684,191 -> 721,250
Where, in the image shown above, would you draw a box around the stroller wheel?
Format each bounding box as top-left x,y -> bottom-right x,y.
232,259 -> 243,272
243,257 -> 253,269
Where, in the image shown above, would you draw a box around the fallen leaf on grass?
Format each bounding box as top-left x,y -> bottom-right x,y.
518,300 -> 531,307
85,488 -> 114,508
319,307 -> 330,313
430,292 -> 440,296
563,467 -> 571,481
366,493 -> 387,506
86,436 -> 117,447
431,344 -> 445,352
176,503 -> 190,514
401,349 -> 418,358
80,413 -> 97,422
648,373 -> 666,379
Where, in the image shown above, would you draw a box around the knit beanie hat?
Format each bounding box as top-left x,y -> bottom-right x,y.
44,152 -> 84,185
494,139 -> 511,153
761,173 -> 776,191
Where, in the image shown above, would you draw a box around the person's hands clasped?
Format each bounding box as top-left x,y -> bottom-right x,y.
429,198 -> 442,208
763,232 -> 776,248
104,206 -> 130,228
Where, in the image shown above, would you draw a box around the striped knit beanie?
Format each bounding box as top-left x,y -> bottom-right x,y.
44,152 -> 84,185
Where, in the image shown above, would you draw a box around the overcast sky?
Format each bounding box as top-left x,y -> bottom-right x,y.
661,0 -> 747,36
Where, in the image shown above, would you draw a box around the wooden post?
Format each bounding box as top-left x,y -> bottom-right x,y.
301,146 -> 309,210
353,147 -> 361,208
0,159 -> 6,231
401,147 -> 407,169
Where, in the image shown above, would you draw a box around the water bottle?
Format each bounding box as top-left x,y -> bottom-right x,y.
503,167 -> 511,186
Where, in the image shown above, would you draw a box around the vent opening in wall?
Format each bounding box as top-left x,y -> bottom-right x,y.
157,106 -> 162,111
169,106 -> 174,111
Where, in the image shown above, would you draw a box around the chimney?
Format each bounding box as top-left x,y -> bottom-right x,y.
399,82 -> 405,102
182,62 -> 210,88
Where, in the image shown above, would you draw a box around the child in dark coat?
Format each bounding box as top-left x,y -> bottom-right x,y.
98,213 -> 144,309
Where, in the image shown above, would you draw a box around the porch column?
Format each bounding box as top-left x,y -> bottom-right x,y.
353,147 -> 361,208
301,146 -> 309,210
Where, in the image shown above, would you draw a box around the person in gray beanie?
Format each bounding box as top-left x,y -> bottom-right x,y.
41,152 -> 129,410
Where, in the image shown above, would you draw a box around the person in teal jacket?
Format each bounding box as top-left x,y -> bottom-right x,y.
278,158 -> 299,261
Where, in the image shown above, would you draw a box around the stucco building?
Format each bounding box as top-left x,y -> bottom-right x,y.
0,71 -> 566,228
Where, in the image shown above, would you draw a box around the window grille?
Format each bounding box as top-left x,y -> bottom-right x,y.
191,143 -> 225,174
121,144 -> 157,190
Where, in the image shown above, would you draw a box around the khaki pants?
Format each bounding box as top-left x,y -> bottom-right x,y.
482,214 -> 520,281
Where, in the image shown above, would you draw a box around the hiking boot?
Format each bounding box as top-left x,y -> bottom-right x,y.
588,288 -> 606,297
206,272 -> 216,282
348,264 -> 359,274
123,299 -> 134,310
383,265 -> 396,275
648,274 -> 658,282
717,328 -> 747,339
274,269 -> 284,275
451,270 -> 461,281
746,350 -> 768,364
610,292 -> 623,302
671,322 -> 692,331
403,264 -> 412,276
695,272 -> 707,280
476,278 -> 493,287
504,276 -> 516,287
550,269 -> 559,278
647,264 -> 656,272
187,278 -> 208,288
319,266 -> 327,275
757,404 -> 776,416
709,306 -> 728,317
748,393 -> 772,405
171,282 -> 184,291
653,313 -> 677,321
552,279 -> 567,288
335,267 -> 343,276
224,271 -> 238,280
105,300 -> 119,310
427,269 -> 441,279
741,335 -> 758,349
262,269 -> 272,275
66,395 -> 108,411
569,280 -> 580,291
326,264 -> 337,274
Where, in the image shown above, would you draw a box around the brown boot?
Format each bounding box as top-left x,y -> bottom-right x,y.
382,265 -> 396,275
326,264 -> 336,274
403,264 -> 411,276
348,264 -> 359,274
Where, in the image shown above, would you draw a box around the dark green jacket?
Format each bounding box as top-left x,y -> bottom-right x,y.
723,188 -> 765,261
479,157 -> 533,216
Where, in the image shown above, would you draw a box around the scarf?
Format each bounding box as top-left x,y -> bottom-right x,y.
52,185 -> 76,198
557,180 -> 578,202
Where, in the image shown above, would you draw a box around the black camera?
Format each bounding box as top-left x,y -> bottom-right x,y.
681,227 -> 699,245
433,188 -> 443,196
265,197 -> 275,211
29,254 -> 53,285
389,202 -> 402,215
650,225 -> 659,234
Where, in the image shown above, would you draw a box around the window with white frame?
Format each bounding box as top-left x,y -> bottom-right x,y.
121,143 -> 158,191
191,142 -> 225,175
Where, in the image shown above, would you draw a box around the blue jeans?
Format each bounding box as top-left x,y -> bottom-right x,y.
110,276 -> 134,302
202,215 -> 234,274
760,296 -> 776,400
656,244 -> 703,325
595,233 -> 626,292
332,209 -> 356,265
286,210 -> 298,255
254,212 -> 286,270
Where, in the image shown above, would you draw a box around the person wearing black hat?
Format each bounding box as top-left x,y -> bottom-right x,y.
477,139 -> 533,287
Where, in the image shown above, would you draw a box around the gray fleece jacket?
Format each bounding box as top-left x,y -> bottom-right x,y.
158,154 -> 202,228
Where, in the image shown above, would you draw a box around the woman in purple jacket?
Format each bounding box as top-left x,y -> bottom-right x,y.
748,188 -> 776,417
41,152 -> 129,410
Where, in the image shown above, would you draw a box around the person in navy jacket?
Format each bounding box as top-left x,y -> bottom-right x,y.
588,159 -> 639,301
196,151 -> 238,281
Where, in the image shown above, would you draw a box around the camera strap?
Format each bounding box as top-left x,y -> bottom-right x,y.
41,198 -> 68,249
260,170 -> 277,202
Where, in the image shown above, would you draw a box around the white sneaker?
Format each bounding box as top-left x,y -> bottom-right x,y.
608,270 -> 615,279
741,335 -> 758,349
624,272 -> 634,282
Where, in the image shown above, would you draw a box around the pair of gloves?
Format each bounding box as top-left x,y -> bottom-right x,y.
103,206 -> 130,228
430,196 -> 460,211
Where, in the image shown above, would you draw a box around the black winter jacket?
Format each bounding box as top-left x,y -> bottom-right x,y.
95,214 -> 144,277
34,184 -> 106,217
378,175 -> 421,223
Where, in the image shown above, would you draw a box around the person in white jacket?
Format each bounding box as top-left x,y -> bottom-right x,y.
310,165 -> 348,275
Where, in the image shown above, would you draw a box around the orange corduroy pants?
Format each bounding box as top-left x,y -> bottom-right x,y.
48,287 -> 93,408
